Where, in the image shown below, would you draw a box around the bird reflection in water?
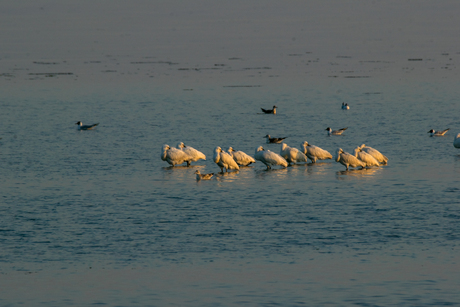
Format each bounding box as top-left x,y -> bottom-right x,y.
336,167 -> 380,180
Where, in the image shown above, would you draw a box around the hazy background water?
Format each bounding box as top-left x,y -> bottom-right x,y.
1,1 -> 460,306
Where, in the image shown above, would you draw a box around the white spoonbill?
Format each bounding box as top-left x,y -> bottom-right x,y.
254,146 -> 288,170
227,147 -> 256,166
454,133 -> 460,148
335,148 -> 365,170
353,146 -> 380,167
75,121 -> 99,130
280,143 -> 308,165
428,128 -> 449,136
360,144 -> 388,164
213,146 -> 240,173
194,170 -> 214,180
161,144 -> 193,167
177,142 -> 206,166
326,127 -> 347,136
301,141 -> 332,163
265,134 -> 287,143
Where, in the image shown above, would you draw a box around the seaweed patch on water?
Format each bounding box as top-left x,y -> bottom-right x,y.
28,72 -> 73,77
130,61 -> 178,65
408,58 -> 423,61
33,61 -> 59,65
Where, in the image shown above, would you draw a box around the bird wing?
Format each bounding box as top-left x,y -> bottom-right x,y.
221,152 -> 240,170
183,146 -> 206,161
263,151 -> 288,167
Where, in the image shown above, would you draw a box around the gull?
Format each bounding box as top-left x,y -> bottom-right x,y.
254,146 -> 288,169
75,121 -> 99,130
227,147 -> 256,166
359,144 -> 388,164
261,105 -> 277,114
353,146 -> 380,167
326,127 -> 347,136
195,170 -> 214,180
454,133 -> 460,148
335,148 -> 365,170
213,146 -> 240,173
341,102 -> 350,110
161,144 -> 193,166
265,134 -> 287,144
428,128 -> 449,136
280,143 -> 308,165
177,142 -> 206,166
301,141 -> 333,163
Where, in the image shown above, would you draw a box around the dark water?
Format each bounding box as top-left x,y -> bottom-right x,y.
1,1 -> 460,306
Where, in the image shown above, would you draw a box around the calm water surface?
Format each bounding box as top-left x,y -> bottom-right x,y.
1,1 -> 460,306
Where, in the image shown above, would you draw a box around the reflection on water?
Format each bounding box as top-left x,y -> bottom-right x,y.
336,167 -> 382,179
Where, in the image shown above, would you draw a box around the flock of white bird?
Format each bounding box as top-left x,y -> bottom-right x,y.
159,103 -> 460,180
161,140 -> 390,181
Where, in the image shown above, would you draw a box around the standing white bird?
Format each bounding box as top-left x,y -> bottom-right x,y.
300,141 -> 333,163
360,144 -> 388,164
454,133 -> 460,148
280,143 -> 308,165
227,147 -> 256,166
75,121 -> 99,130
428,128 -> 449,136
254,146 -> 288,169
177,142 -> 206,166
341,102 -> 350,110
213,146 -> 240,173
161,144 -> 193,166
194,170 -> 214,180
261,105 -> 277,114
265,134 -> 287,143
326,127 -> 348,136
353,146 -> 380,167
335,148 -> 365,170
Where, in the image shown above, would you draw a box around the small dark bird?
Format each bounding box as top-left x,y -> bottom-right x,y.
264,134 -> 287,144
261,105 -> 277,114
75,121 -> 99,130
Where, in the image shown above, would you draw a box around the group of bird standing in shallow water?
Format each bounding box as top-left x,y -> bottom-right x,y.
161,139 -> 390,180
77,102 -> 460,181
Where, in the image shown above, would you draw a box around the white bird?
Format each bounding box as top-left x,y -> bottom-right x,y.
177,142 -> 206,166
254,146 -> 288,169
261,105 -> 277,114
326,127 -> 347,136
195,170 -> 214,180
161,144 -> 193,166
335,148 -> 365,170
265,134 -> 287,144
227,147 -> 256,166
360,144 -> 388,164
75,121 -> 99,130
353,146 -> 380,167
213,146 -> 240,173
280,143 -> 308,165
341,102 -> 350,110
300,141 -> 333,163
428,128 -> 449,136
454,133 -> 460,148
